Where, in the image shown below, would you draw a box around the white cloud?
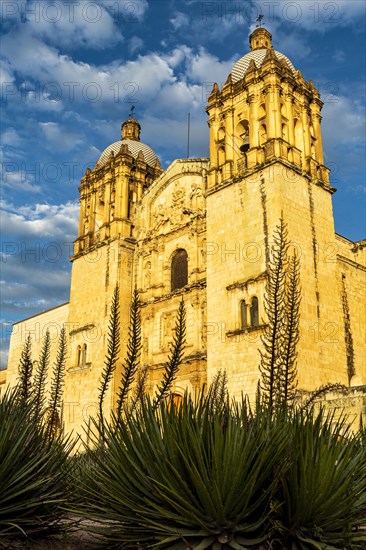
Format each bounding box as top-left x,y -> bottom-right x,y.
1,0 -> 149,49
0,347 -> 9,370
147,79 -> 203,117
0,0 -> 24,21
0,170 -> 42,194
170,11 -> 190,30
1,128 -> 22,147
187,48 -> 236,84
0,58 -> 15,88
332,50 -> 346,63
321,94 -> 365,189
0,200 -> 79,241
24,0 -> 123,49
0,200 -> 78,327
142,114 -> 209,159
2,31 -> 176,106
102,0 -> 149,22
323,95 -> 365,150
39,122 -> 83,151
129,36 -> 144,54
258,0 -> 365,31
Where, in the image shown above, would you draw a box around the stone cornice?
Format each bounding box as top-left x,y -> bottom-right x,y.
337,255 -> 366,272
206,158 -> 334,196
226,271 -> 267,291
140,279 -> 206,307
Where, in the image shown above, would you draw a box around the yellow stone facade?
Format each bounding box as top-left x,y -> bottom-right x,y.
6,28 -> 366,435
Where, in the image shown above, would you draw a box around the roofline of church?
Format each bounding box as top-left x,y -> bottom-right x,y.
143,157 -> 210,197
335,233 -> 366,246
12,302 -> 70,326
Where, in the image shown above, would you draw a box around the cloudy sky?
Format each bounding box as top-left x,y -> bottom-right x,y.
0,0 -> 365,368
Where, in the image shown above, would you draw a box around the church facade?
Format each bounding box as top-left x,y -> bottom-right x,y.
6,28 -> 366,434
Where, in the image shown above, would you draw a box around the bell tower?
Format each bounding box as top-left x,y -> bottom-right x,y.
205,28 -> 345,397
74,116 -> 162,255
65,117 -> 162,426
206,27 -> 329,189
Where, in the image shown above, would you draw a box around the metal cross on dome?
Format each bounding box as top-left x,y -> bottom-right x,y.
129,105 -> 136,118
256,14 -> 264,27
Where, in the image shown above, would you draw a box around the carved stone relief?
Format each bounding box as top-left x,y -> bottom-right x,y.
160,311 -> 175,351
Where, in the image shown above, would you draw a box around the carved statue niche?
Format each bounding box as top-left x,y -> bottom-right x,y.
200,239 -> 207,264
143,261 -> 152,289
189,182 -> 205,212
161,312 -> 174,351
172,183 -> 186,210
153,203 -> 169,232
170,182 -> 187,224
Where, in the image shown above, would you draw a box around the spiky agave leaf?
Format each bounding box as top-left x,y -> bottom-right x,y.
17,334 -> 33,404
154,298 -> 186,409
47,327 -> 67,440
300,383 -> 348,412
274,408 -> 366,549
99,285 -> 121,427
76,392 -> 287,548
259,218 -> 288,415
280,250 -> 301,409
32,330 -> 51,425
116,287 -> 142,419
0,388 -> 74,545
128,366 -> 148,413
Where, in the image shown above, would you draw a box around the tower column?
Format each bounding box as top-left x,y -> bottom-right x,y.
286,93 -> 295,147
78,194 -> 86,237
311,107 -> 324,165
122,177 -> 130,219
208,116 -> 218,169
301,106 -> 312,168
225,108 -> 234,162
103,178 -> 112,235
248,95 -> 259,148
114,169 -> 125,220
266,84 -> 282,139
90,190 -> 96,234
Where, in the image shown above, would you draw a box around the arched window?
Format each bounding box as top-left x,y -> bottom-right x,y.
240,300 -> 247,330
218,147 -> 226,166
250,297 -> 259,327
82,344 -> 87,367
172,393 -> 184,408
171,249 -> 188,291
167,393 -> 184,412
311,141 -> 316,159
259,124 -> 267,146
294,119 -> 303,152
77,345 -> 82,367
217,127 -> 225,141
236,120 -> 250,154
258,103 -> 266,119
282,123 -> 288,142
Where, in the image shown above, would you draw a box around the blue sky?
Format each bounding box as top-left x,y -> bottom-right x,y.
0,0 -> 365,368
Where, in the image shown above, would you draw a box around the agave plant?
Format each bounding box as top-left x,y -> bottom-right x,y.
0,388 -> 74,546
76,393 -> 287,549
273,409 -> 366,549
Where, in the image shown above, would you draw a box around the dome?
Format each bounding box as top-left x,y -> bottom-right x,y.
98,139 -> 159,167
231,49 -> 295,83
229,27 -> 296,83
